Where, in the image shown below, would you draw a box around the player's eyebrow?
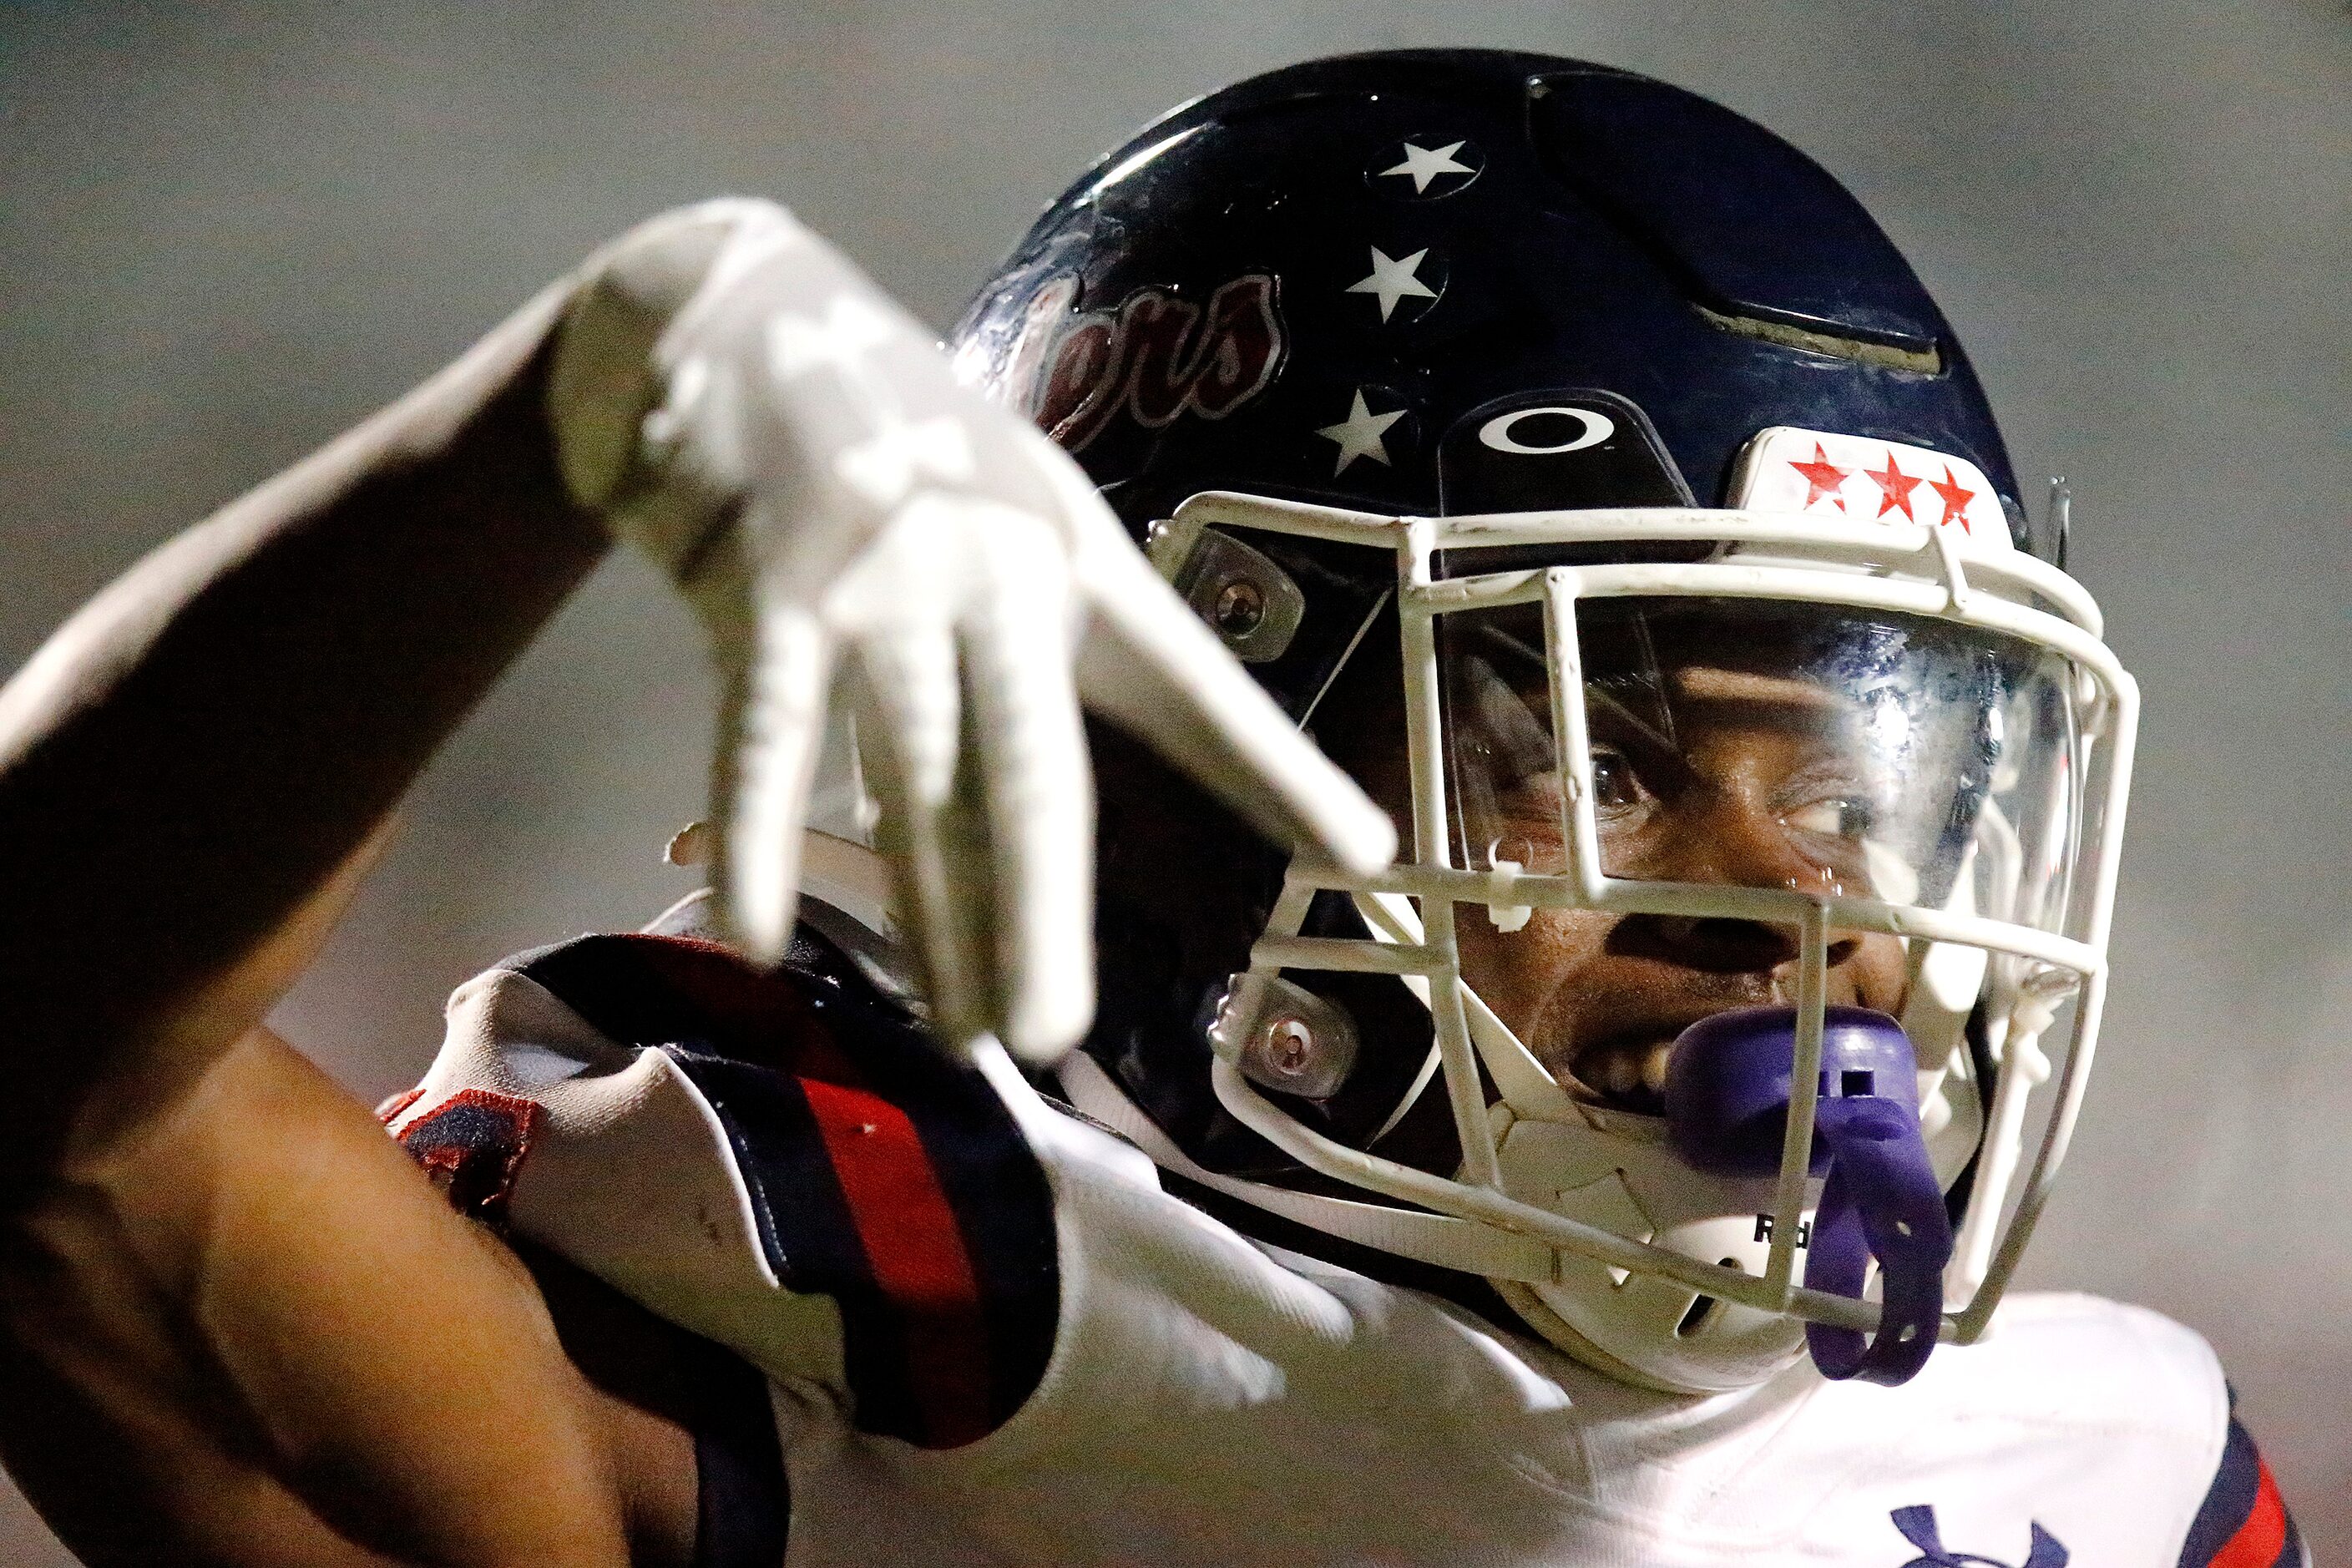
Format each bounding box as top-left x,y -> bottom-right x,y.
1582,681 -> 1681,760
1669,666 -> 1848,711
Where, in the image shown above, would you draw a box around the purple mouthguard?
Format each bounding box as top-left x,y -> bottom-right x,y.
1665,1005 -> 1954,1385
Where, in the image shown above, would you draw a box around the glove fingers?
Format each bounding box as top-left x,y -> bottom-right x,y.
716,600 -> 834,964
1072,528 -> 1396,876
960,513 -> 1094,1060
850,614 -> 993,1050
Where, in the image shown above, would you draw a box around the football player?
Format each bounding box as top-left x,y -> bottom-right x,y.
0,48 -> 2304,1568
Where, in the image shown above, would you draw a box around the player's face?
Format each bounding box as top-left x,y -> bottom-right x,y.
1411,593 -> 2013,1116
1318,594 -> 2031,1119
1449,660 -> 1910,1113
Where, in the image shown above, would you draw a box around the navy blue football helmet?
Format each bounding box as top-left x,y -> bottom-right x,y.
951,51 -> 2134,1393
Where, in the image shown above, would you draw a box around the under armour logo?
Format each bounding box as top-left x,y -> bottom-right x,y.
1891,1505 -> 2068,1568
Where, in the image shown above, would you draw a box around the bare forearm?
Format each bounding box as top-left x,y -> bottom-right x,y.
0,280 -> 607,1172
0,1030 -> 635,1566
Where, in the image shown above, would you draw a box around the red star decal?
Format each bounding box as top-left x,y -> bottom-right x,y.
1865,451 -> 1923,519
1927,464 -> 1976,533
1789,443 -> 1849,510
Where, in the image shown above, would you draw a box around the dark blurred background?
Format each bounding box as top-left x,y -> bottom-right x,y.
3,1 -> 2346,1558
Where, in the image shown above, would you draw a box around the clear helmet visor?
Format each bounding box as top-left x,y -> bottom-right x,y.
1439,594 -> 2086,1105
1445,595 -> 2079,915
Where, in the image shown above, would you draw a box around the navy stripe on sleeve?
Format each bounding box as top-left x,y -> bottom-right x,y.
2177,1411 -> 2302,1568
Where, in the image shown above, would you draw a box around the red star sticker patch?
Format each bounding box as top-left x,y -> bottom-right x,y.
1789,443 -> 1849,510
1927,464 -> 1976,533
1865,451 -> 1924,519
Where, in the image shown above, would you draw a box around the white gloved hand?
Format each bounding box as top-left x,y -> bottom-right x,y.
547,199 -> 1395,1061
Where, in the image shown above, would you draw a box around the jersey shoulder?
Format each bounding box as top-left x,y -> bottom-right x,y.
1960,1289 -> 2227,1439
1749,1291 -> 2300,1568
1963,1295 -> 2305,1567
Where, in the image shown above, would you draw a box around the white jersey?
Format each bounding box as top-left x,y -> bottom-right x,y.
384,926 -> 2298,1568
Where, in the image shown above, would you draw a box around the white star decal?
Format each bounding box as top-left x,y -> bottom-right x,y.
1314,389 -> 1405,474
766,294 -> 978,506
766,294 -> 898,379
834,416 -> 975,507
1378,139 -> 1474,195
1346,245 -> 1439,322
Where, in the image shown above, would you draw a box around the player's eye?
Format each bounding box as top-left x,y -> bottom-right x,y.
1783,795 -> 1875,840
1590,745 -> 1644,815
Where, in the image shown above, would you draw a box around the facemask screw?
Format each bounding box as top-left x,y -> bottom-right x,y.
1265,1017 -> 1315,1077
1213,576 -> 1267,638
1214,972 -> 1360,1099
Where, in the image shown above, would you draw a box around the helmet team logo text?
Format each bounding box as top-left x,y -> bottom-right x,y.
1033,273 -> 1285,452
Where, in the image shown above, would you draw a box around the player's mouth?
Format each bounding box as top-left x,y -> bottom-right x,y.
1560,990 -> 1788,1115
1565,1029 -> 1680,1115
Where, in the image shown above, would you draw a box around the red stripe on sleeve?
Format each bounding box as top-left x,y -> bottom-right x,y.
801,1077 -> 994,1448
2212,1457 -> 2289,1568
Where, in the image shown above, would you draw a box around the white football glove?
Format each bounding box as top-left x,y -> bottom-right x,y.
546,199 -> 1395,1062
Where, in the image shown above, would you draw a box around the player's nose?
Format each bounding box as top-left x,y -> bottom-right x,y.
1618,910 -> 1803,971
1611,787 -> 1861,972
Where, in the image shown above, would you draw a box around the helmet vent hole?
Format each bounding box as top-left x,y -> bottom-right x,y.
1840,1069 -> 1874,1097
1675,1292 -> 1720,1339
